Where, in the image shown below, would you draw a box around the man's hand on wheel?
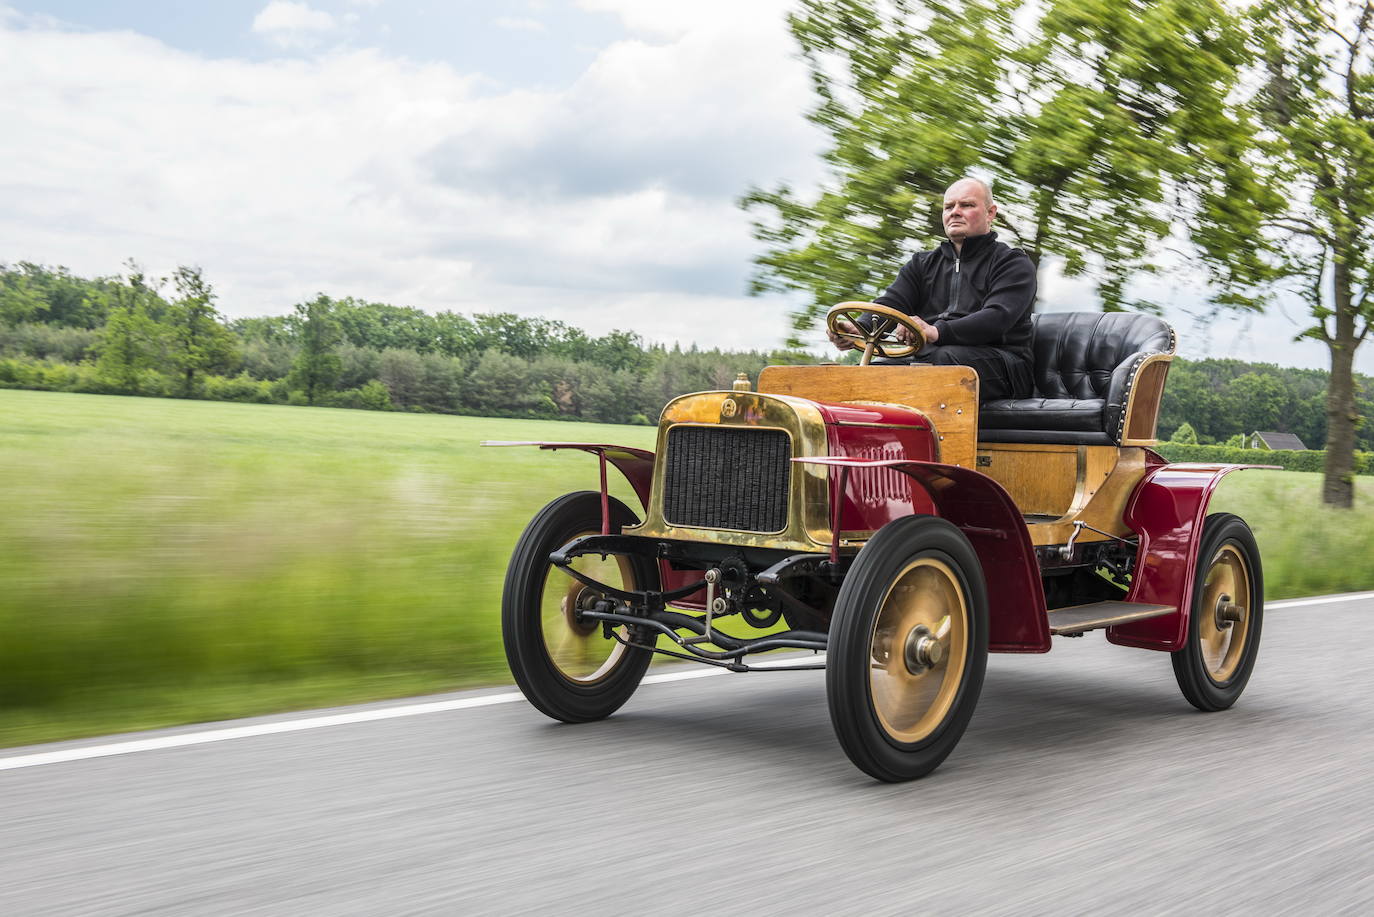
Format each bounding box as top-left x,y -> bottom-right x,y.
828,318 -> 861,351
908,315 -> 938,344
830,314 -> 936,351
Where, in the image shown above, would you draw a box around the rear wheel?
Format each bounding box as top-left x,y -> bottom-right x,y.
1171,513 -> 1264,711
827,515 -> 988,782
502,491 -> 657,723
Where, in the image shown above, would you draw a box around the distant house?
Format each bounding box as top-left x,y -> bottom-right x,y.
1249,431 -> 1308,451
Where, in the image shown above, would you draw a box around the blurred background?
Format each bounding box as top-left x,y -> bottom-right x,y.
3,0 -> 1374,747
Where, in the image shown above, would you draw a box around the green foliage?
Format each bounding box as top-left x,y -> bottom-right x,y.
1159,357 -> 1373,452
203,372 -> 277,404
1193,0 -> 1374,505
743,0 -> 1254,340
96,306 -> 162,393
286,294 -> 344,405
0,262 -> 114,329
1154,442 -> 1372,475
1169,421 -> 1199,444
162,266 -> 238,397
0,322 -> 100,363
356,379 -> 393,411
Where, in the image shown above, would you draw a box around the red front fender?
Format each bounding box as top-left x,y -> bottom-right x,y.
797,457 -> 1051,653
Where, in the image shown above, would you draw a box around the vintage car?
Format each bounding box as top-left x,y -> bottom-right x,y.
488,304 -> 1265,782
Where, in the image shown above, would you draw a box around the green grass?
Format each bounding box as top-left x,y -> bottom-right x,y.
0,390 -> 655,747
1209,470 -> 1374,599
1,389 -> 1371,748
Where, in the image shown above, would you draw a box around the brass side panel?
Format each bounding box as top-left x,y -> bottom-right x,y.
756,365 -> 979,469
629,391 -> 833,552
976,443 -> 1149,547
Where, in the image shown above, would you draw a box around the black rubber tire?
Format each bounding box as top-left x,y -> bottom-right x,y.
502,491 -> 657,723
826,515 -> 989,782
1171,513 -> 1264,711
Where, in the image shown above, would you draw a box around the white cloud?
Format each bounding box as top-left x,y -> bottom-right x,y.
252,1 -> 337,48
0,10 -> 822,352
494,16 -> 546,34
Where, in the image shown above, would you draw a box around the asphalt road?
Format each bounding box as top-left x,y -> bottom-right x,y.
2,593 -> 1372,916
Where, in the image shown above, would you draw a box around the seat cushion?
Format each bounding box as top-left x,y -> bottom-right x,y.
981,397 -> 1105,433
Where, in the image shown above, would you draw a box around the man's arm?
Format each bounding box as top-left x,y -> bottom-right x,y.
873,254 -> 928,318
932,251 -> 1036,346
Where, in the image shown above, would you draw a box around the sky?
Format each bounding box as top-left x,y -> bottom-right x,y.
1,0 -> 1369,374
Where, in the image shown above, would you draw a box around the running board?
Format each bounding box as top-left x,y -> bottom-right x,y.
1048,601 -> 1177,636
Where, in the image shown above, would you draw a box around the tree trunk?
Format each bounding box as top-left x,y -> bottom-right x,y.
1323,255 -> 1358,508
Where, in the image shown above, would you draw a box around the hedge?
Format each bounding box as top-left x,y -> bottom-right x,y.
1154,442 -> 1373,475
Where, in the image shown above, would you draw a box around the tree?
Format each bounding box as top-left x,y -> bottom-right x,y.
162,266 -> 237,398
1207,0 -> 1374,507
742,0 -> 1253,343
1169,421 -> 1199,444
286,294 -> 343,405
96,306 -> 160,392
94,264 -> 170,393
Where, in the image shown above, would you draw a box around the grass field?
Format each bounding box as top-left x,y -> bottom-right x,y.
2,388 -> 1371,747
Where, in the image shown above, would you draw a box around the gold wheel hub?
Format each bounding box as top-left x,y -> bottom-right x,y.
564,586 -> 602,637
870,557 -> 968,744
1198,545 -> 1252,683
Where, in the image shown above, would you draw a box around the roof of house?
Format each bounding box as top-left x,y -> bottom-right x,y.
1250,431 -> 1308,451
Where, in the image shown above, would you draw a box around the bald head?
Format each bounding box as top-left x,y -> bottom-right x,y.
942,178 -> 997,248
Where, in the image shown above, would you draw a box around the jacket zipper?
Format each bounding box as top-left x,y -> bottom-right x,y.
949,256 -> 961,314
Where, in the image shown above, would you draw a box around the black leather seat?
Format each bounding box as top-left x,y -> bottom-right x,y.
980,312 -> 1175,446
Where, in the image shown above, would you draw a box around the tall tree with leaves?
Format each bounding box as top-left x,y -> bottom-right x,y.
163,266 -> 237,398
93,264 -> 167,393
287,294 -> 344,405
1210,0 -> 1374,507
742,0 -> 1253,341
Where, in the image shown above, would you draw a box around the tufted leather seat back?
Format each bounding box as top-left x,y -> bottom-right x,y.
1030,312 -> 1174,401
980,311 -> 1175,445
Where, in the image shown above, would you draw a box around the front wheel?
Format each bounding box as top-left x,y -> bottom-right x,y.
826,515 -> 989,782
1171,513 -> 1264,711
502,491 -> 657,723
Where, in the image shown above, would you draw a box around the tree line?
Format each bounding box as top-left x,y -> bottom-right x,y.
1159,358 -> 1373,452
4,261 -> 1370,452
0,262 -> 785,424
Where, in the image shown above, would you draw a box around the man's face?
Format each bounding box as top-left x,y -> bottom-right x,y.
942,182 -> 996,243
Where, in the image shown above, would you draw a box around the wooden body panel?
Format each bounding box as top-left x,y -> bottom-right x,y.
758,365 -> 979,469
975,443 -> 1149,547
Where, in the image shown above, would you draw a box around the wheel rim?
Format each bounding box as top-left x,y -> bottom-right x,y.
1198,543 -> 1252,683
539,531 -> 635,684
869,557 -> 969,744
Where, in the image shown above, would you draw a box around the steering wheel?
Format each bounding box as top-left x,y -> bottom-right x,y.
825,302 -> 927,366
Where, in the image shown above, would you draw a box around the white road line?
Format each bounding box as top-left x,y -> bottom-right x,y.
1267,591 -> 1374,610
4,590 -> 1371,773
0,654 -> 821,772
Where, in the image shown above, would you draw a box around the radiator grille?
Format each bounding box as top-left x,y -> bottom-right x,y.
662,426 -> 792,532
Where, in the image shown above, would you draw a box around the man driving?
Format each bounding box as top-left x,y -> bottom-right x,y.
828,177 -> 1036,401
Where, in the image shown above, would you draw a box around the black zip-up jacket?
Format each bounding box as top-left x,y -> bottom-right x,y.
873,231 -> 1036,365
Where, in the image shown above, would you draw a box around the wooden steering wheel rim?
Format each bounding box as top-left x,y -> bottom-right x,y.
826,302 -> 927,366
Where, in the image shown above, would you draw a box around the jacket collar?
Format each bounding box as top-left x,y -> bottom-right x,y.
939,231 -> 997,261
